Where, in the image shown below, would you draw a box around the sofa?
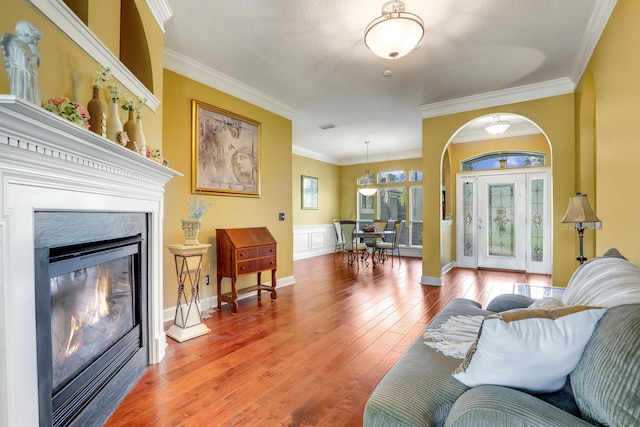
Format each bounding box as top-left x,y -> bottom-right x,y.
363,252 -> 640,426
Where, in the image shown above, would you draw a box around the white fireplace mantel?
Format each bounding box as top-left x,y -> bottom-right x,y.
0,95 -> 181,427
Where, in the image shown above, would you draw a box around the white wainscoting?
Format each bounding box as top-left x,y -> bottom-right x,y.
293,224 -> 336,260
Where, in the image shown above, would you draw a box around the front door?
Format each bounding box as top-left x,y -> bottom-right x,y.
456,169 -> 551,273
477,174 -> 526,270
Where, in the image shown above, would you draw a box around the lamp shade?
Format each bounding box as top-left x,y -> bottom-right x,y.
364,1 -> 424,59
561,193 -> 602,229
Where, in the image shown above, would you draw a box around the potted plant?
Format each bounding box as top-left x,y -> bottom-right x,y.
182,194 -> 211,245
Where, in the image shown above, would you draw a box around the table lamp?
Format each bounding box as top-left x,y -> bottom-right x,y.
561,192 -> 602,264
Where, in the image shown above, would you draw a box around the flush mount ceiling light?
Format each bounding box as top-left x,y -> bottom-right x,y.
484,116 -> 511,135
364,0 -> 425,60
358,141 -> 378,196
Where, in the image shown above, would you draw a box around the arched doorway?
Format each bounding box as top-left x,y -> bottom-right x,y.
441,113 -> 552,274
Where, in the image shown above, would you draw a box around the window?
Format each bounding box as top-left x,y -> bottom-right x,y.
357,193 -> 374,222
409,170 -> 422,181
409,186 -> 423,246
378,187 -> 406,221
377,170 -> 406,183
356,168 -> 422,248
462,151 -> 545,171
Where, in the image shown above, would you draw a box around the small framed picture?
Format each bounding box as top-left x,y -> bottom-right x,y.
301,175 -> 318,210
191,99 -> 261,197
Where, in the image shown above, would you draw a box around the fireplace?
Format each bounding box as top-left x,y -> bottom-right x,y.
0,96 -> 180,427
34,212 -> 149,426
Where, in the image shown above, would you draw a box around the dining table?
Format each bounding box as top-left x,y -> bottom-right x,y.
354,230 -> 395,267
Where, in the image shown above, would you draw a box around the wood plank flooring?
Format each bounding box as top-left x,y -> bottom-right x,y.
105,254 -> 551,427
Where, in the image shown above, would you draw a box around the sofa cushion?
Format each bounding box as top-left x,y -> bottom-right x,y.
363,298 -> 493,427
570,304 -> 640,426
452,306 -> 606,393
485,293 -> 535,312
444,385 -> 593,427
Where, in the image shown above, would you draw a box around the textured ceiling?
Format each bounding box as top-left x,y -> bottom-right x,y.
163,0 -> 616,164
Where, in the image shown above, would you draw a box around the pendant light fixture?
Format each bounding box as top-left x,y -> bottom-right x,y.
364,0 -> 425,60
484,116 -> 511,135
358,141 -> 378,196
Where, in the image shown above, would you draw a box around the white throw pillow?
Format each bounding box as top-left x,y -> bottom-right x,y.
452,306 -> 606,393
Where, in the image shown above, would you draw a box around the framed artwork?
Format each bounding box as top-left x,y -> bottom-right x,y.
191,99 -> 261,196
301,175 -> 318,210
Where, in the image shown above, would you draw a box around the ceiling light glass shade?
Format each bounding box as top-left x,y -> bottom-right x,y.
364,1 -> 424,59
484,120 -> 511,135
358,185 -> 378,196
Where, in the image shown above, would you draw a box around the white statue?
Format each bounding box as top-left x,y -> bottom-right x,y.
1,21 -> 42,105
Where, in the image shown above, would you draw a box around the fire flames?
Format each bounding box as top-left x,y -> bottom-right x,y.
64,267 -> 112,356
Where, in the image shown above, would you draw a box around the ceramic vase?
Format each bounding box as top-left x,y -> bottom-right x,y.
106,100 -> 123,143
123,110 -> 140,152
87,86 -> 107,137
181,219 -> 201,245
136,114 -> 147,155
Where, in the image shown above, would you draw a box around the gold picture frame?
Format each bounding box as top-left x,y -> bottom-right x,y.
301,175 -> 318,210
191,99 -> 261,196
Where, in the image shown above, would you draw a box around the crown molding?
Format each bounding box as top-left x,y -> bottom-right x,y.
164,48 -> 295,120
570,0 -> 618,82
145,0 -> 173,32
418,78 -> 575,118
292,145 -> 341,164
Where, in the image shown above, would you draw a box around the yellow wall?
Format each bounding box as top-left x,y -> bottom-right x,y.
423,94 -> 576,286
576,0 -> 640,265
0,1 -> 164,150
292,154 -> 341,225
162,70 -> 293,306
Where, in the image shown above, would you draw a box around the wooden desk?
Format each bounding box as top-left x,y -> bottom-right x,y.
216,227 -> 277,313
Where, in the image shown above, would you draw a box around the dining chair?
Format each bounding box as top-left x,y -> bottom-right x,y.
373,219 -> 389,242
376,221 -> 403,266
339,220 -> 368,268
332,219 -> 345,263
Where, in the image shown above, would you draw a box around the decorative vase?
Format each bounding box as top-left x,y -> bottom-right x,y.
106,100 -> 123,143
136,114 -> 147,155
87,86 -> 106,137
123,110 -> 140,152
182,219 -> 201,245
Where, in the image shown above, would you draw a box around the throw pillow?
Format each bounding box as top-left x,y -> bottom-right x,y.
452,306 -> 606,393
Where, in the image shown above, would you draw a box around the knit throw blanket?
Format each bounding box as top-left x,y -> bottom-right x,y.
424,256 -> 640,359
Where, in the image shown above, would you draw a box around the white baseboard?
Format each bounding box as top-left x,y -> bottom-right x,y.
163,274 -> 296,322
421,275 -> 442,286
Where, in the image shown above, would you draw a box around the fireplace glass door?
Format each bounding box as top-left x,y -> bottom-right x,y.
50,250 -> 136,393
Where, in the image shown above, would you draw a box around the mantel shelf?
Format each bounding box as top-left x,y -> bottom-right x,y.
0,95 -> 182,185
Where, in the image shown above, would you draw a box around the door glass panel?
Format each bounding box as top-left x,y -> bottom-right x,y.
530,178 -> 544,262
463,182 -> 474,257
488,183 -> 515,257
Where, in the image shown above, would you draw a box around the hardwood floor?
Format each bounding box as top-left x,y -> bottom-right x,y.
105,254 -> 551,427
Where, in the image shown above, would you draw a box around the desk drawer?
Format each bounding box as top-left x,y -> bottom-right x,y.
259,245 -> 276,257
258,256 -> 276,271
237,260 -> 257,275
237,248 -> 259,260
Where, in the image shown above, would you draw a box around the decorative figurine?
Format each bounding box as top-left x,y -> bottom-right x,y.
1,21 -> 43,105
